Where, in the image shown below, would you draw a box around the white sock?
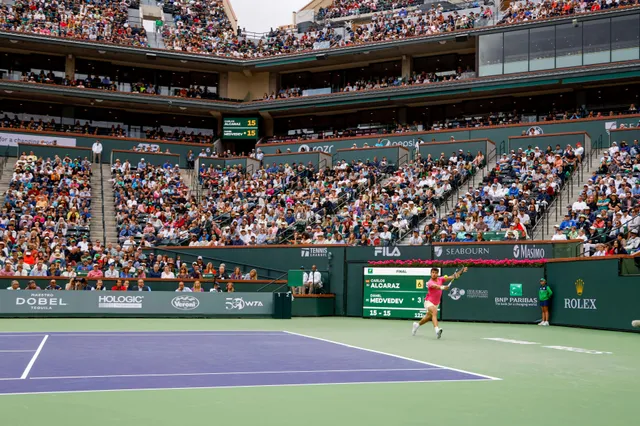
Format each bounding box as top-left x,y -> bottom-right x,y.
435,326 -> 440,333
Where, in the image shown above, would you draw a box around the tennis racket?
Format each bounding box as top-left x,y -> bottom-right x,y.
445,267 -> 467,289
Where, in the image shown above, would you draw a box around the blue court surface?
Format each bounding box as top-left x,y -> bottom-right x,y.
0,331 -> 499,395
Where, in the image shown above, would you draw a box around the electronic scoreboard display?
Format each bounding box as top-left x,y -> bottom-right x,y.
363,267 -> 441,319
222,118 -> 259,139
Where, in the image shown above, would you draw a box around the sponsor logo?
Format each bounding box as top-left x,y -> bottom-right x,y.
448,288 -> 489,301
564,279 -> 597,310
435,247 -> 490,258
301,247 -> 328,257
15,293 -> 68,311
134,142 -> 161,152
98,295 -> 144,309
297,144 -> 333,153
225,297 -> 264,310
171,296 -> 200,311
527,126 -> 544,135
510,283 -> 523,297
495,296 -> 537,307
374,247 -> 401,257
512,244 -> 546,259
448,288 -> 466,301
381,138 -> 419,148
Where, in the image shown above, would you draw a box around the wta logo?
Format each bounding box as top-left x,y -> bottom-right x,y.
225,297 -> 264,310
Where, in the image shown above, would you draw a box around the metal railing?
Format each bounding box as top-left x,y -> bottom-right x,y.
99,162 -> 107,245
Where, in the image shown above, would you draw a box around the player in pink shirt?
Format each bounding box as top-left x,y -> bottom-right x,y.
412,267 -> 467,339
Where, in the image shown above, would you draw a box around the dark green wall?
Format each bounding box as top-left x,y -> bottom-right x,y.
609,128 -> 640,146
508,132 -> 588,153
17,143 -> 92,161
263,151 -> 333,169
335,146 -> 409,166
2,128 -> 210,167
418,139 -> 493,159
257,115 -> 640,157
110,150 -> 180,167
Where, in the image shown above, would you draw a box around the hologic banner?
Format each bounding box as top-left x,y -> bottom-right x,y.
0,291 -> 274,317
0,131 -> 76,147
441,267 -> 543,323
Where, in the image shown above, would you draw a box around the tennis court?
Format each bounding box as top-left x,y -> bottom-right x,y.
0,318 -> 637,426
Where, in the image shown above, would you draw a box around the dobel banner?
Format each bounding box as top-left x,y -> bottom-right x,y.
0,291 -> 274,316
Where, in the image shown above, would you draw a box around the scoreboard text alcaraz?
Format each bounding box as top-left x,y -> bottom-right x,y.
363,267 -> 440,319
223,118 -> 258,139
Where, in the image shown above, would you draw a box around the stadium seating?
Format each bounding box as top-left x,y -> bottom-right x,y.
556,139 -> 640,254
2,151 -> 92,277
0,0 -> 148,47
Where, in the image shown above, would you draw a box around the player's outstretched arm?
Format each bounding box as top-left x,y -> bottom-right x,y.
443,267 -> 468,284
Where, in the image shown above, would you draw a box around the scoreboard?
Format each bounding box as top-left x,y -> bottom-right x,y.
222,118 -> 259,139
363,267 -> 440,320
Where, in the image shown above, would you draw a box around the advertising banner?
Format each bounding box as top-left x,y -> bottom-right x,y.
432,243 -> 552,260
546,259 -> 639,331
0,291 -> 274,317
441,267 -> 543,323
1,132 -> 76,147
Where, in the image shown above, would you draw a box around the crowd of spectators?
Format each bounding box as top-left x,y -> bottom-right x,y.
265,105 -> 640,144
316,0 -> 422,20
405,142 -> 584,245
553,138 -> 640,255
498,0 -> 638,26
0,152 -> 93,278
0,0 -> 634,59
0,114 -> 216,144
0,0 -> 148,47
111,158 -> 192,247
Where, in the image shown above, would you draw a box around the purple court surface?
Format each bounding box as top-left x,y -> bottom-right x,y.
0,331 -> 499,395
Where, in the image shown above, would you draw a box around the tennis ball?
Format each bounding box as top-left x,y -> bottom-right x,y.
443,275 -> 448,279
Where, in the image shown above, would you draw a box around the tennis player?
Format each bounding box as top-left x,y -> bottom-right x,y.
412,267 -> 468,339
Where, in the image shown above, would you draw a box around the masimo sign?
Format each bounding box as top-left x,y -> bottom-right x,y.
433,244 -> 550,260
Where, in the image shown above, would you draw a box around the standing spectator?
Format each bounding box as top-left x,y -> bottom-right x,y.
538,278 -> 553,326
92,140 -> 103,164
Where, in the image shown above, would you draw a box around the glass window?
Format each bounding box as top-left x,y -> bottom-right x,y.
611,15 -> 639,62
479,33 -> 504,76
583,19 -> 611,65
556,22 -> 582,69
529,26 -> 555,71
504,30 -> 529,74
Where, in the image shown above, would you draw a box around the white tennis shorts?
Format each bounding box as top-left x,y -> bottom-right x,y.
424,300 -> 439,310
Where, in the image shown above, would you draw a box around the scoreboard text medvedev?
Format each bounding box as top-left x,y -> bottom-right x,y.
223,118 -> 258,139
363,267 -> 439,319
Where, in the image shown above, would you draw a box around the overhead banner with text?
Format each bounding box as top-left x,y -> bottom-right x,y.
1,132 -> 76,147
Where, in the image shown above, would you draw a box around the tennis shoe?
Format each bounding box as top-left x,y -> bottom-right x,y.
412,322 -> 419,336
436,328 -> 443,339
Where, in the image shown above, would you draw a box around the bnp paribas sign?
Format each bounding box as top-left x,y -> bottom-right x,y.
433,243 -> 550,260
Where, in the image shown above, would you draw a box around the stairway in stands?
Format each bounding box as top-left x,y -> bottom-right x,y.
0,157 -> 18,196
90,163 -> 118,245
536,153 -> 603,240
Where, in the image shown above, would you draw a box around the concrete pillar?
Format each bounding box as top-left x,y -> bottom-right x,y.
397,107 -> 407,125
269,72 -> 279,95
260,111 -> 274,138
218,72 -> 229,100
65,54 -> 75,79
401,54 -> 412,81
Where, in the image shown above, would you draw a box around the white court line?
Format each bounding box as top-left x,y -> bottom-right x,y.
0,350 -> 35,353
0,332 -> 285,337
283,331 -> 502,381
0,378 -> 493,396
26,367 -> 442,381
20,335 -> 48,380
